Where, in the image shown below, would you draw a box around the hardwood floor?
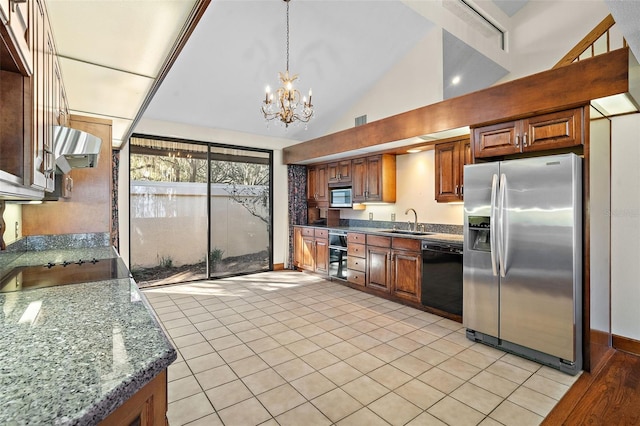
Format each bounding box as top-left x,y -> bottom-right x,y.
543,349 -> 640,425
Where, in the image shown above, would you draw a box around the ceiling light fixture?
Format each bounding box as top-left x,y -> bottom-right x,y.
262,0 -> 314,128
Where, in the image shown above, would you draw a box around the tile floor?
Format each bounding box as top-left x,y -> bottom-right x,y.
141,271 -> 580,426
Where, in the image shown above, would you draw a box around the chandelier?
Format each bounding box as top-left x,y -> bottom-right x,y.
261,0 -> 314,128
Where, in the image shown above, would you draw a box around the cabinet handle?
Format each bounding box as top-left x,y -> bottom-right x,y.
460,184 -> 464,196
523,132 -> 528,147
455,185 -> 459,195
515,135 -> 520,147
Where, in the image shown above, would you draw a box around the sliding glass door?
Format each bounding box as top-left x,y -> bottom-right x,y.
129,136 -> 272,286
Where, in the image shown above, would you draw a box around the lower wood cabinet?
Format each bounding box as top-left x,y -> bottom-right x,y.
293,226 -> 328,275
100,369 -> 168,426
390,237 -> 422,303
346,232 -> 366,287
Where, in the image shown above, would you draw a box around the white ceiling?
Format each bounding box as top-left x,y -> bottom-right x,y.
46,0 -> 640,150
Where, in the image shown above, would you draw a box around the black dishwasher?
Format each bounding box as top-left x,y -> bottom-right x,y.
421,241 -> 463,316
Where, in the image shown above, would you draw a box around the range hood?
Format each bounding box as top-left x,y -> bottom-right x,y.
53,126 -> 102,174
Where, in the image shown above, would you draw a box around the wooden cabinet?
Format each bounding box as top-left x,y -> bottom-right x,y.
366,234 -> 391,293
100,369 -> 168,426
1,0 -> 33,75
346,232 -> 366,287
473,108 -> 584,159
294,226 -> 328,275
435,138 -> 470,202
307,163 -> 328,206
390,238 -> 422,303
352,154 -> 396,203
328,160 -> 351,185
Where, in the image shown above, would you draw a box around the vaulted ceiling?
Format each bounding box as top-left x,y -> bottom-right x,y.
46,0 -> 640,149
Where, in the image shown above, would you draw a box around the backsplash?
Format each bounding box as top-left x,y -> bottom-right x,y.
340,219 -> 463,235
1,233 -> 110,253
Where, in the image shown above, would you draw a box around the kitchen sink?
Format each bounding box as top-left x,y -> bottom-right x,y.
381,229 -> 434,236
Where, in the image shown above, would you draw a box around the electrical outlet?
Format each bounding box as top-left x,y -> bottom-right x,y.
391,213 -> 396,221
369,212 -> 373,220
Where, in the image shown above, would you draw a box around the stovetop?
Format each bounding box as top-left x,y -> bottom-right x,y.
0,257 -> 131,293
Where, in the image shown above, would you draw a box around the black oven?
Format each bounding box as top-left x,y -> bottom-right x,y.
328,230 -> 347,280
421,241 -> 463,316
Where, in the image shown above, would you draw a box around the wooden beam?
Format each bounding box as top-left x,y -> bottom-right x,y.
283,48 -> 629,164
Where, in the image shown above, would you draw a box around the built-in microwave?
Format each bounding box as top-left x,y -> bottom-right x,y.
330,187 -> 352,208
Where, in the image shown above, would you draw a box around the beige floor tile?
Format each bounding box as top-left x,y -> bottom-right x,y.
455,347 -> 498,370
241,367 -> 286,394
260,322 -> 290,336
217,396 -> 272,426
276,402 -> 332,426
367,327 -> 401,343
422,323 -> 454,338
257,383 -> 306,417
368,364 -> 413,390
192,319 -> 223,332
436,318 -> 464,331
163,317 -> 192,330
290,371 -> 337,399
320,361 -> 363,386
451,382 -> 504,415
411,346 -> 450,366
235,327 -> 268,343
405,411 -> 448,426
536,365 -> 582,386
272,329 -> 305,345
418,367 -> 465,394
200,326 -> 232,341
523,374 -> 570,400
309,331 -> 343,347
184,352 -> 225,374
172,332 -> 206,348
468,342 -> 506,360
345,351 -> 386,374
204,379 -> 253,410
188,312 -> 215,324
500,353 -> 543,373
258,345 -> 297,367
209,333 -> 242,351
387,336 -> 424,353
469,370 -> 520,398
250,314 -> 278,327
404,329 -> 440,346
385,321 -> 417,336
427,396 -> 485,426
438,357 -> 482,381
351,319 -> 383,334
167,392 -> 215,426
326,341 -> 362,359
285,338 -> 321,357
274,357 -> 315,381
331,325 -> 361,340
311,388 -> 363,423
341,375 -> 390,405
391,354 -> 433,376
246,336 -> 280,353
336,407 -> 390,426
168,375 -> 202,403
367,343 -> 406,363
295,323 -> 326,338
442,330 -> 475,348
180,341 -> 215,360
486,360 -> 534,384
168,361 -> 193,382
427,338 -> 466,356
195,364 -> 238,390
490,400 -> 544,426
182,413 -> 223,426
229,354 -> 270,377
217,343 -> 254,363
478,417 -> 504,426
369,392 -> 423,426
218,313 -> 247,325
301,348 -> 341,370
316,318 -> 345,331
348,333 -> 382,351
395,379 -> 445,410
508,386 -> 558,417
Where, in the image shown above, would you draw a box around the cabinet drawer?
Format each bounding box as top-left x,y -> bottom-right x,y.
347,232 -> 365,244
367,234 -> 391,247
347,256 -> 366,272
301,227 -> 314,237
348,243 -> 366,258
392,237 -> 421,252
346,269 -> 365,287
315,228 -> 328,239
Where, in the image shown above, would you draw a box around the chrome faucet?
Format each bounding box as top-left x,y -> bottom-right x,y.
405,208 -> 418,232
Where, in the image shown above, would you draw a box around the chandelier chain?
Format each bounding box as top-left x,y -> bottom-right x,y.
286,0 -> 290,72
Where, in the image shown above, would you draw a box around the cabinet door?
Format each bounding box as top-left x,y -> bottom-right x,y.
315,163 -> 328,202
366,246 -> 390,293
301,236 -> 315,271
314,238 -> 329,274
365,155 -> 382,201
523,108 -> 583,152
435,141 -> 461,202
392,250 -> 422,303
472,120 -> 521,158
29,0 -> 46,190
351,158 -> 366,202
328,160 -> 351,184
0,0 -> 9,24
293,227 -> 303,267
6,0 -> 33,74
307,166 -> 317,201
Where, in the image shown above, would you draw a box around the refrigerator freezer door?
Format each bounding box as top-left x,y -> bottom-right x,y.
463,162 -> 500,337
498,154 -> 581,361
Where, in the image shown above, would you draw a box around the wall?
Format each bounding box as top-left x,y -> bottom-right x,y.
131,118 -> 291,267
611,113 -> 640,341
340,149 -> 463,226
2,203 -> 22,245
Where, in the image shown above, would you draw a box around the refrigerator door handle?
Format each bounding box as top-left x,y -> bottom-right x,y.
498,173 -> 507,277
490,173 -> 499,277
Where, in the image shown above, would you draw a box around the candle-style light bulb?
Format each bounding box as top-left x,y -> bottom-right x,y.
265,86 -> 271,103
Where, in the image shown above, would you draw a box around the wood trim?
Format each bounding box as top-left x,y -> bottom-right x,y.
273,263 -> 285,271
283,48 -> 629,164
613,334 -> 640,356
553,14 -> 616,69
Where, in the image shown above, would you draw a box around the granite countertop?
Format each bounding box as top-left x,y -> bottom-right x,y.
295,224 -> 464,245
0,247 -> 176,425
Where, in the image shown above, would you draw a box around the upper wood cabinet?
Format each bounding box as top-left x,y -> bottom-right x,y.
307,163 -> 328,206
1,0 -> 33,75
472,108 -> 584,159
352,154 -> 396,203
327,160 -> 351,185
435,138 -> 470,203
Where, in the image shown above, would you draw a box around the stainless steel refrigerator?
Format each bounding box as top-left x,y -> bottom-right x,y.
463,153 -> 582,375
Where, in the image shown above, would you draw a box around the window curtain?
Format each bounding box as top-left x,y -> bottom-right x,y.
287,165 -> 307,268
111,150 -> 120,251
